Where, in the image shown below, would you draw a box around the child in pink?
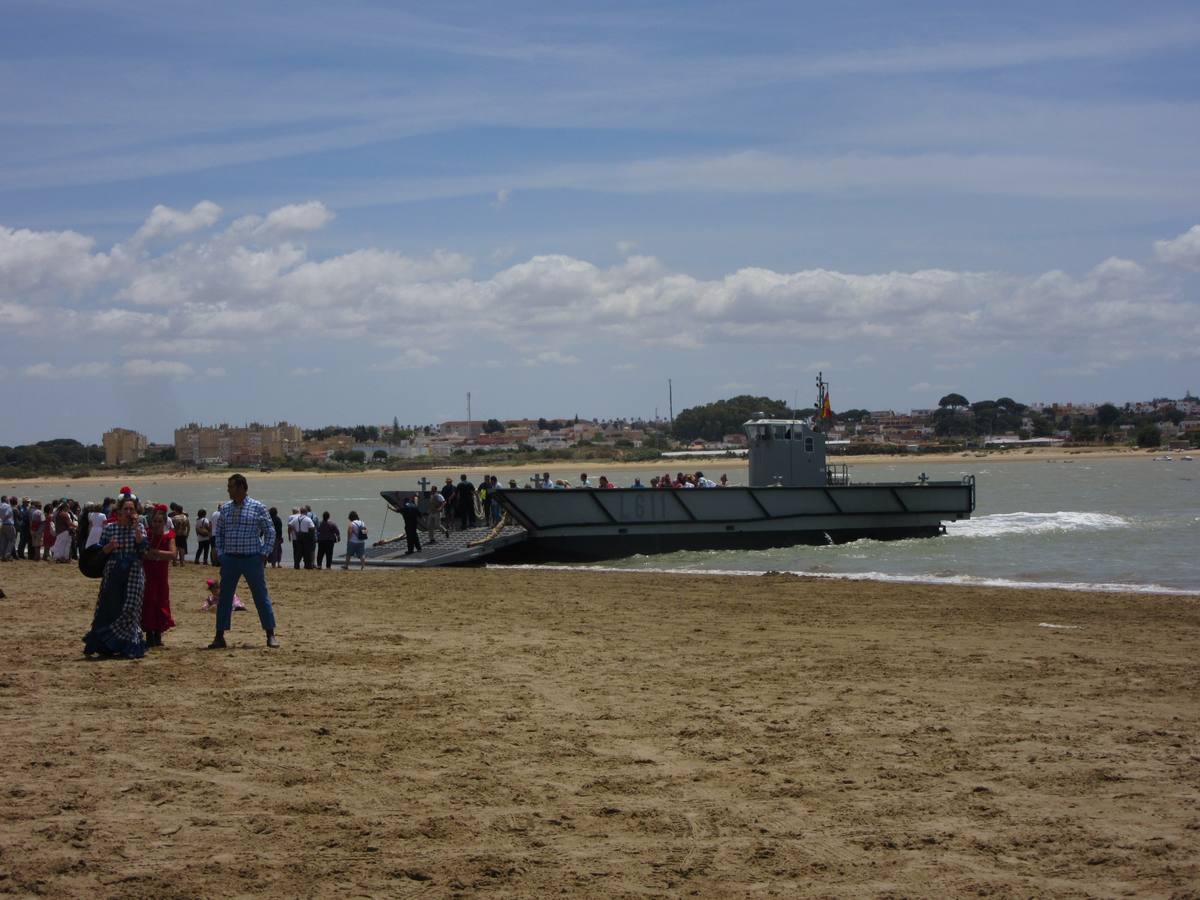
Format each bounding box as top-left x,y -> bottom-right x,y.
201,577 -> 246,613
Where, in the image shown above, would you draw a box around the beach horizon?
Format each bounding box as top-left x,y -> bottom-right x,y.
1,444 -> 1164,488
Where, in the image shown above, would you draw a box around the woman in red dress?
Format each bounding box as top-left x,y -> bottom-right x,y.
141,504 -> 176,648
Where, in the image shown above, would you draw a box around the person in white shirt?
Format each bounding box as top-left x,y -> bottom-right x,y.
0,497 -> 14,561
207,507 -> 221,567
287,508 -> 302,568
297,506 -> 316,569
193,508 -> 213,564
84,503 -> 108,549
343,511 -> 368,570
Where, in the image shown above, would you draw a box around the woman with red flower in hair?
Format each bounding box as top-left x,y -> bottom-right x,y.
141,503 -> 176,648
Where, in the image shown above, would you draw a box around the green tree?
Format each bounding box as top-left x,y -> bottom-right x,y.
1135,424 -> 1162,448
1070,422 -> 1096,443
836,408 -> 872,424
672,395 -> 791,442
484,418 -> 506,433
1029,412 -> 1053,437
938,393 -> 969,410
1096,403 -> 1121,430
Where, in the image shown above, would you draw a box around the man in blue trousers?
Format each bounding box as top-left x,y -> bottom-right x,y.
209,473 -> 279,649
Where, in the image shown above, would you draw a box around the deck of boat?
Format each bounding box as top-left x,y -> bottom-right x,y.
362,524 -> 529,567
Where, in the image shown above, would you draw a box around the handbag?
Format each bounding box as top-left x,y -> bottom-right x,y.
78,544 -> 106,579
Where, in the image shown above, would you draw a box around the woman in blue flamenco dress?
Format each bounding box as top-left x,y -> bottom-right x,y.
83,492 -> 148,659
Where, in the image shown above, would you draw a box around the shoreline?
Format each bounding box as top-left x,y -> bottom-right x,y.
517,562 -> 1200,597
0,445 -> 1167,487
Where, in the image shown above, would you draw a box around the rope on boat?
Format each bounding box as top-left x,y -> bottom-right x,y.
467,513 -> 513,548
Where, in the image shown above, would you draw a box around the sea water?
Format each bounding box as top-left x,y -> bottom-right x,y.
585,456 -> 1200,594
9,455 -> 1198,593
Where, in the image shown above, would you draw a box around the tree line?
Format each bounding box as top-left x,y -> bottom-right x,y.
670,392 -> 1191,448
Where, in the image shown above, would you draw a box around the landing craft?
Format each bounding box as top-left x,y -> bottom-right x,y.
373,377 -> 975,567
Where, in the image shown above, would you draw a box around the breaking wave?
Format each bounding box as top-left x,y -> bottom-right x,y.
945,511 -> 1130,538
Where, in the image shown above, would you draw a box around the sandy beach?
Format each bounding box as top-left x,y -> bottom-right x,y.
0,561 -> 1196,897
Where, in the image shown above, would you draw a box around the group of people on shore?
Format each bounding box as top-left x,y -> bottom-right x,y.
0,494 -> 373,573
79,474 -> 280,660
0,496 -> 93,563
280,505 -> 370,570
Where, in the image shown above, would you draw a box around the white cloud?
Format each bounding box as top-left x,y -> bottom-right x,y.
260,201 -> 333,234
491,188 -> 512,209
90,308 -> 169,335
23,361 -> 112,379
138,338 -> 222,357
1153,224 -> 1200,270
0,301 -> 40,326
289,366 -> 326,376
612,362 -> 638,372
0,225 -> 109,297
490,243 -> 517,264
3,205 -> 1198,391
132,201 -> 221,244
226,201 -> 332,239
1090,257 -> 1145,279
122,359 -> 195,378
521,350 -> 581,367
204,366 -> 227,377
370,349 -> 439,371
616,240 -> 638,256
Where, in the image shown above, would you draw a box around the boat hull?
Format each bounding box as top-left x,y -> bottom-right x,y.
493,481 -> 973,562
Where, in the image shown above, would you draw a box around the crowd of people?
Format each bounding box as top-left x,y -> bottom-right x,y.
0,468 -> 740,656
0,495 -> 374,573
0,475 -> 283,660
524,470 -> 730,490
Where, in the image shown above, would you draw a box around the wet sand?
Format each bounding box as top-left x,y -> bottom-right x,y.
1,562 -> 1196,897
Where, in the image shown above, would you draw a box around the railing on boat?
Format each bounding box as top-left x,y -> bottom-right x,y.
825,464 -> 850,485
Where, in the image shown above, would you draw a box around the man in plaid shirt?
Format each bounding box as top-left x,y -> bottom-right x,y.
210,473 -> 279,649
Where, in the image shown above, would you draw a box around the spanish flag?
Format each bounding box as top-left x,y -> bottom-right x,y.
821,392 -> 832,419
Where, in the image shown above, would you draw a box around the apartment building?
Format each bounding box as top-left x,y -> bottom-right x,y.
102,428 -> 149,466
174,421 -> 303,465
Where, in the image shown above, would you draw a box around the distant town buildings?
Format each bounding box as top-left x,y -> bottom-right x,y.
173,421 -> 303,465
102,428 -> 148,466
94,390 -> 1195,467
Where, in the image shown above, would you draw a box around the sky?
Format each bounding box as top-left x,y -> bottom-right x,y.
2,1 -> 1199,444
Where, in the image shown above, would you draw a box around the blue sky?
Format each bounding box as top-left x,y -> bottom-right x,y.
2,1 -> 1198,442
